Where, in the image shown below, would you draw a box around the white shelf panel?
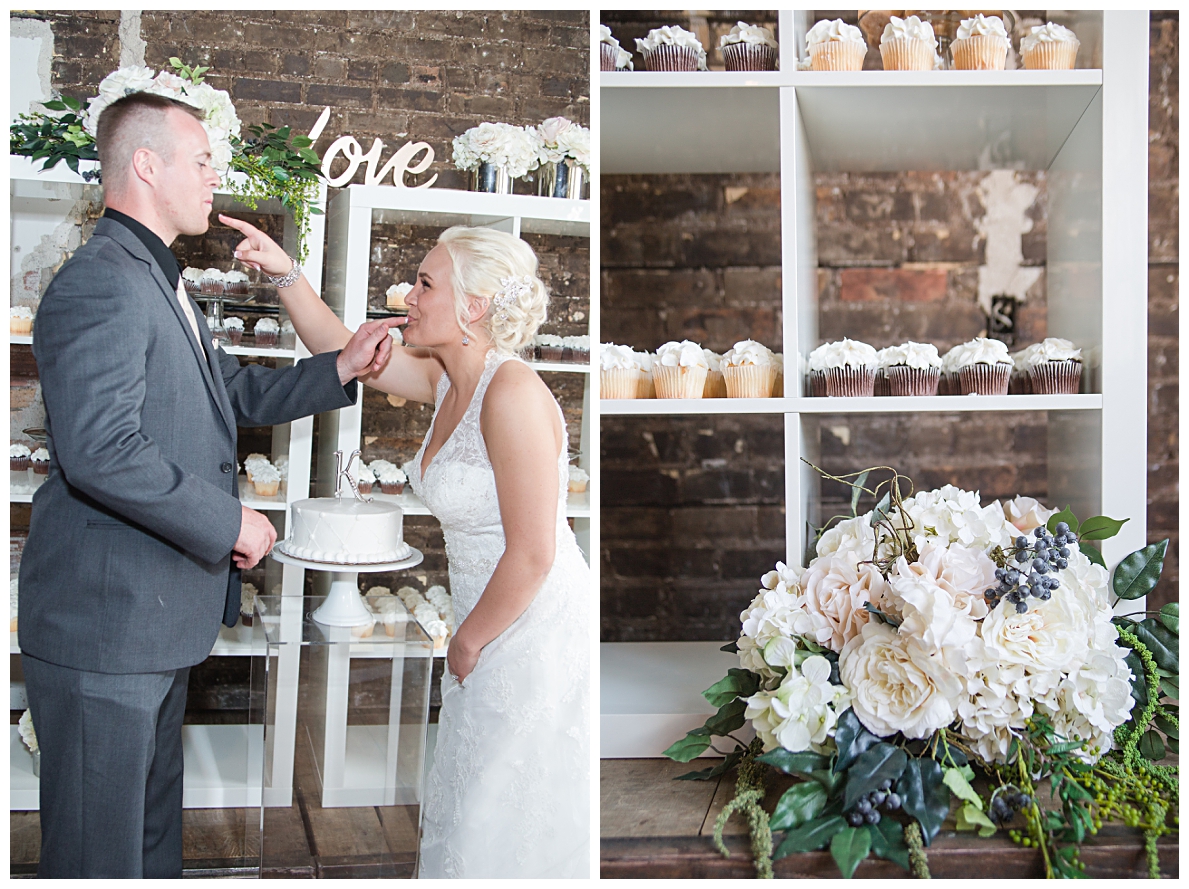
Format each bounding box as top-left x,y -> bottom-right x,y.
11,725 -> 40,810
209,622 -> 268,656
223,344 -> 297,359
10,334 -> 32,345
601,641 -> 746,758
600,393 -> 1103,415
238,477 -> 290,511
529,360 -> 591,374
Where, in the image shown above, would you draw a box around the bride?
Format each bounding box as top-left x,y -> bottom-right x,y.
221,215 -> 589,878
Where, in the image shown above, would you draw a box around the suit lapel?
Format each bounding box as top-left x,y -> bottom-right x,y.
192,304 -> 238,438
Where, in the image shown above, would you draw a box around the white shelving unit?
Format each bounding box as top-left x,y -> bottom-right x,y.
599,11 -> 1148,757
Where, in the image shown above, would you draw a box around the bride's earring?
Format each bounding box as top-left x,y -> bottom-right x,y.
462,334 -> 469,345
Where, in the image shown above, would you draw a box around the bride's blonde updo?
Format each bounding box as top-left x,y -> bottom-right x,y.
437,226 -> 550,355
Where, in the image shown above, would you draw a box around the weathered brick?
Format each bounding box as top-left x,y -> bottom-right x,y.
839,267 -> 947,303
233,77 -> 302,103
306,83 -> 372,108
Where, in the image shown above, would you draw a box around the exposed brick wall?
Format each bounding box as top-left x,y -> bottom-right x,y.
14,10 -> 121,101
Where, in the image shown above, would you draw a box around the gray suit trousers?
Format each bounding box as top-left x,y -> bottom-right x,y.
22,653 -> 190,878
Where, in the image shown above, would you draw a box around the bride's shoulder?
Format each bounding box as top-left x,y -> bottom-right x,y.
481,358 -> 558,424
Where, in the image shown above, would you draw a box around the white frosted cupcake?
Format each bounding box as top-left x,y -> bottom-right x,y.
200,268 -> 225,295
10,443 -> 32,472
873,347 -> 894,396
243,453 -> 270,484
951,15 -> 1009,70
224,316 -> 245,345
224,269 -> 250,295
355,465 -> 375,495
951,337 -> 1012,395
1024,338 -> 1082,394
181,267 -> 204,294
601,343 -> 640,399
600,25 -> 633,71
636,351 -> 657,399
820,339 -> 879,397
1020,22 -> 1079,70
806,344 -> 831,396
879,15 -> 938,71
568,465 -> 589,494
636,26 -> 708,72
386,282 -> 413,310
719,22 -> 778,71
30,447 -> 50,475
702,349 -> 727,398
253,317 -> 279,347
721,340 -> 776,398
806,19 -> 867,72
10,306 -> 33,336
1010,344 -> 1039,394
882,342 -> 942,396
563,334 -> 590,364
771,353 -> 784,396
377,465 -> 407,495
653,340 -> 709,398
251,462 -> 281,497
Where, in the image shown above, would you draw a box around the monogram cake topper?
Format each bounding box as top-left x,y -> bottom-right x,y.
334,449 -> 371,503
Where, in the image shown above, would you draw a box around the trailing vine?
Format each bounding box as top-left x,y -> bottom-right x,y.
711,738 -> 773,878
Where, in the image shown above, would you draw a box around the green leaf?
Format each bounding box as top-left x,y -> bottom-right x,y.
702,668 -> 760,708
770,781 -> 828,832
719,641 -> 739,654
1047,507 -> 1080,535
1077,515 -> 1128,541
1113,540 -> 1169,600
930,735 -> 969,768
1138,729 -> 1166,762
756,749 -> 829,776
1167,735 -> 1179,754
1160,676 -> 1179,700
808,768 -> 846,796
62,95 -> 82,111
830,826 -> 871,879
299,148 -> 321,164
703,698 -> 747,737
870,491 -> 892,528
291,135 -> 313,148
850,470 -> 870,517
897,757 -> 950,845
1060,779 -> 1092,801
1135,618 -> 1179,673
774,814 -> 847,858
1046,739 -> 1087,756
942,767 -> 982,809
1159,603 -> 1179,635
1080,541 -> 1107,569
42,100 -> 67,111
1124,647 -> 1149,713
676,748 -> 743,781
271,166 -> 291,181
662,728 -> 711,763
867,817 -> 910,871
833,708 -> 882,773
844,742 -> 908,810
1154,713 -> 1179,740
956,802 -> 997,837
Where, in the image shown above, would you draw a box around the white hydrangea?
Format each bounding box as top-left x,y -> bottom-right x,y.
815,515 -> 877,562
892,485 -> 1015,553
744,655 -> 850,753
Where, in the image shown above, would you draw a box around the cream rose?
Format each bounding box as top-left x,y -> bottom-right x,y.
799,550 -> 889,651
1002,496 -> 1058,534
885,544 -> 993,663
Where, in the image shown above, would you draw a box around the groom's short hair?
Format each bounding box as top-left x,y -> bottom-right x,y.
96,93 -> 204,196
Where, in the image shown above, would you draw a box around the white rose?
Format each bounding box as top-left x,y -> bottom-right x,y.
556,125 -> 590,170
1002,496 -> 1058,534
840,621 -> 963,739
799,550 -> 889,652
537,116 -> 573,146
745,655 -> 850,753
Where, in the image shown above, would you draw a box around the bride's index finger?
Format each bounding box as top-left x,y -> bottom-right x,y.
218,214 -> 258,237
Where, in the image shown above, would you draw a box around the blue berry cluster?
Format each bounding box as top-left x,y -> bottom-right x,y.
845,779 -> 900,826
984,524 -> 1074,614
989,788 -> 1032,825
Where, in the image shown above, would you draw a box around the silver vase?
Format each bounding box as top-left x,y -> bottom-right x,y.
471,162 -> 512,194
536,159 -> 587,200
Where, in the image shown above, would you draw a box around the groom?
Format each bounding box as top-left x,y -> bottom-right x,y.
18,92 -> 396,878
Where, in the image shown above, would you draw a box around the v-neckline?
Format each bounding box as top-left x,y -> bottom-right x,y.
419,352 -> 495,483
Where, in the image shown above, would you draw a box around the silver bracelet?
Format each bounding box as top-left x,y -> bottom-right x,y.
266,256 -> 302,289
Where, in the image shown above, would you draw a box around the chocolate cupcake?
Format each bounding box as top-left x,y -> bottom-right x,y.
883,343 -> 943,396
636,26 -> 708,72
719,22 -> 779,71
1025,338 -> 1083,395
951,337 -> 1012,395
10,443 -> 31,472
818,339 -> 879,397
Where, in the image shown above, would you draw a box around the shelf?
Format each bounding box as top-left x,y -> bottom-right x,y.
223,343 -> 297,359
10,470 -> 42,502
600,393 -> 1103,415
601,641 -> 745,758
530,360 -> 591,374
209,622 -> 268,656
10,334 -> 32,345
238,477 -> 290,511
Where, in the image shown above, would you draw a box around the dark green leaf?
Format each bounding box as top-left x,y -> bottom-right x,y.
773,814 -> 847,858
851,470 -> 870,517
1138,729 -> 1166,762
66,155 -> 79,174
42,100 -> 66,111
1113,540 -> 1169,600
830,826 -> 871,879
703,698 -> 747,737
1046,739 -> 1086,755
271,166 -> 291,182
931,736 -> 968,768
1159,676 -> 1178,700
897,757 -> 950,845
844,743 -> 908,810
1077,515 -> 1128,541
1047,507 -> 1080,536
1124,648 -> 1149,713
1135,618 -> 1178,673
833,708 -> 882,773
702,668 -> 761,708
299,148 -> 321,164
1159,602 -> 1179,635
719,640 -> 739,654
1079,541 -> 1107,569
1061,778 -> 1092,801
1154,714 -> 1179,740
276,126 -> 292,140
291,135 -> 313,148
756,749 -> 829,776
868,816 -> 910,870
662,728 -> 711,763
770,781 -> 828,831
62,95 -> 82,110
1167,735 -> 1179,754
676,748 -> 743,781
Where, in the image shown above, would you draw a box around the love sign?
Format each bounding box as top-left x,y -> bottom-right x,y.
308,107 -> 438,189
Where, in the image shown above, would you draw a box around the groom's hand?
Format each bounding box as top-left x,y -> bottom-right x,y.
337,318 -> 404,384
234,506 -> 277,569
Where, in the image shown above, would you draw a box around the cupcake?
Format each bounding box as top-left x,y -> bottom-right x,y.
1025,338 -> 1083,394
882,342 -> 942,396
600,343 -> 639,399
721,340 -> 776,398
244,453 -> 270,484
806,344 -> 830,396
568,465 -> 589,494
239,582 -> 258,627
702,349 -> 727,398
10,443 -> 31,472
30,447 -> 49,475
224,269 -> 250,296
275,455 -> 289,482
636,352 -> 657,399
200,268 -> 225,295
10,306 -> 33,336
280,320 -> 296,350
224,316 -> 244,345
653,340 -> 709,398
254,317 -> 279,347
950,15 -> 1009,71
952,337 -> 1012,395
806,19 -> 867,72
635,26 -> 708,72
771,353 -> 784,397
879,15 -> 939,71
11,577 -> 19,634
564,335 -> 590,364
873,348 -> 893,397
350,613 -> 377,639
181,267 -> 204,294
386,282 -> 413,310
600,25 -> 633,71
377,465 -> 407,495
377,598 -> 403,638
1009,345 -> 1038,394
1020,22 -> 1080,70
820,339 -> 879,397
251,462 -> 281,497
536,334 -> 565,362
719,22 -> 778,72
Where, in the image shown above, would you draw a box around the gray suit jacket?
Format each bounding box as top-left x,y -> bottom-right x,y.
19,216 -> 356,673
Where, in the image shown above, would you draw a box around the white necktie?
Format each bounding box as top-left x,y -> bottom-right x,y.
175,279 -> 207,356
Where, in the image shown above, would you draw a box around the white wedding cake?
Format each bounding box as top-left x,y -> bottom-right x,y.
283,497 -> 411,564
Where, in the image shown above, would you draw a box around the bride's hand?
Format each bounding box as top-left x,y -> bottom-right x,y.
219,214 -> 293,277
447,637 -> 480,685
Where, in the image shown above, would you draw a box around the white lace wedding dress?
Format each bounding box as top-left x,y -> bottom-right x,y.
408,349 -> 590,879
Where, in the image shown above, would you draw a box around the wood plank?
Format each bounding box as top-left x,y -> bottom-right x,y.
601,758 -> 722,838
9,812 -> 39,871
375,805 -> 421,861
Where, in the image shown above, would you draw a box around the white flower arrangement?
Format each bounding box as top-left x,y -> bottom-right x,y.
18,709 -> 37,755
451,122 -> 543,180
533,117 -> 591,173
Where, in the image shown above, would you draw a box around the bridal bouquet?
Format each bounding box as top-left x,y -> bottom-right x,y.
666,467 -> 1177,879
533,117 -> 591,173
451,122 -> 542,180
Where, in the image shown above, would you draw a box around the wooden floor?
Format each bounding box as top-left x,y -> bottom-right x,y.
601,758 -> 1179,879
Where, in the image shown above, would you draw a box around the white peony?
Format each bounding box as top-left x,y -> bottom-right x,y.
745,655 -> 850,753
738,583 -> 834,676
1036,650 -> 1134,761
799,550 -> 889,652
760,560 -> 804,591
556,124 -> 590,170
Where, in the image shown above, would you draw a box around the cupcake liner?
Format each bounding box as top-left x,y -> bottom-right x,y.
253,480 -> 280,497
958,362 -> 1011,395
11,457 -> 30,472
32,461 -> 49,476
380,481 -> 406,495
808,370 -> 827,397
357,480 -> 373,494
225,281 -> 249,295
643,45 -> 700,72
771,372 -> 784,397
182,279 -> 200,294
1009,370 -> 1033,395
723,364 -> 775,398
810,41 -> 866,72
888,365 -> 941,396
227,329 -> 243,346
880,38 -> 935,71
1022,40 -> 1079,70
601,367 -> 638,399
722,43 -> 777,71
10,319 -> 32,336
703,369 -> 728,398
600,44 -> 618,71
1029,360 -> 1082,395
825,366 -> 876,397
200,280 -> 224,295
653,363 -> 708,399
538,346 -> 564,362
255,331 -> 279,347
874,370 -> 891,397
951,35 -> 1009,70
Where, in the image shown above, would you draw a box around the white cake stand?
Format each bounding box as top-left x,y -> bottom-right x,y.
270,543 -> 424,627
